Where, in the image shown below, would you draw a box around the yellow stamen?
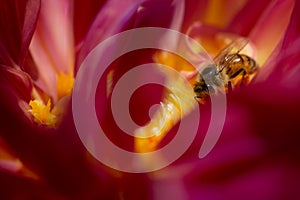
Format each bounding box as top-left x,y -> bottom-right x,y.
28,99 -> 56,127
56,72 -> 74,99
134,69 -> 197,153
133,52 -> 199,153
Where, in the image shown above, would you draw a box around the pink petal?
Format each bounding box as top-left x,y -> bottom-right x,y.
264,0 -> 300,86
248,0 -> 295,66
227,0 -> 273,36
29,0 -> 75,100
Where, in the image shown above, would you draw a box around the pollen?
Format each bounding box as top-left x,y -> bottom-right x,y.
56,72 -> 74,99
28,99 -> 56,127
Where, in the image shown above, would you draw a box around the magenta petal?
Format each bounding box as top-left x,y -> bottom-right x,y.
76,0 -> 145,68
19,0 -> 41,67
153,83 -> 300,199
133,0 -> 184,30
281,0 -> 300,47
256,0 -> 300,85
0,0 -> 40,66
227,0 -> 273,36
0,76 -> 118,197
73,0 -> 107,45
0,65 -> 33,101
0,170 -> 65,199
271,0 -> 300,85
182,0 -> 208,31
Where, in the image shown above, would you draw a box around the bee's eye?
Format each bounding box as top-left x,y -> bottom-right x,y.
194,88 -> 201,93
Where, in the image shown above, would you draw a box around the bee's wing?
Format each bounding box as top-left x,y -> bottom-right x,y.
214,37 -> 249,72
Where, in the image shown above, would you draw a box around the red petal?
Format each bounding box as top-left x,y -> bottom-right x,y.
0,65 -> 32,102
0,0 -> 40,66
73,0 -> 107,45
133,0 -> 184,30
0,68 -> 118,197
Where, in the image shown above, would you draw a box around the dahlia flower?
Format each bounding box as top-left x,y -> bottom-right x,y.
0,0 -> 299,199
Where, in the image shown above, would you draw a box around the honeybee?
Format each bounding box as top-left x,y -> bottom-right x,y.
194,38 -> 258,102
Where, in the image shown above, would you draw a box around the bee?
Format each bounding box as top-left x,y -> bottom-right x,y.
194,38 -> 258,102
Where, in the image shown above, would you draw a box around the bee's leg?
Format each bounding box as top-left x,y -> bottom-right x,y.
227,81 -> 232,93
194,96 -> 206,104
241,70 -> 249,86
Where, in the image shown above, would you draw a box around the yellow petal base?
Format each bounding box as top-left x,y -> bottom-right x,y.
56,72 -> 74,100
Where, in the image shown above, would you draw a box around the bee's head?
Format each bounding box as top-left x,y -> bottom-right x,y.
194,78 -> 210,100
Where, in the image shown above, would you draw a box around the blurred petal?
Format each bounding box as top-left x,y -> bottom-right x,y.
0,170 -> 66,199
76,0 -> 145,68
264,0 -> 300,86
202,0 -> 247,28
254,0 -> 300,84
184,0 -> 247,30
0,67 -> 117,197
0,65 -> 32,102
134,0 -> 184,30
0,0 -> 40,66
73,0 -> 107,45
228,0 -> 273,36
153,83 -> 300,199
248,0 -> 295,66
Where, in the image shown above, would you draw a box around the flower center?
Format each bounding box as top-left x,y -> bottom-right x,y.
28,72 -> 74,127
28,99 -> 56,127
